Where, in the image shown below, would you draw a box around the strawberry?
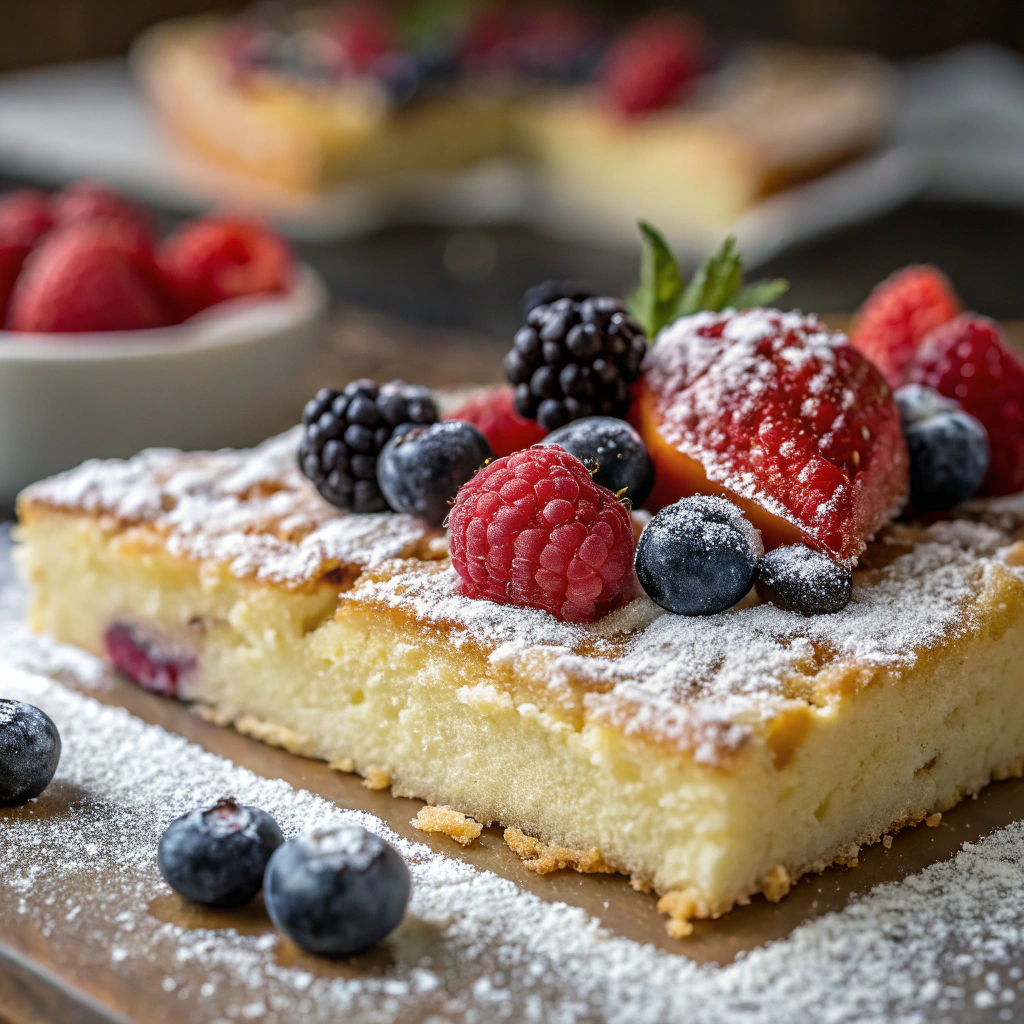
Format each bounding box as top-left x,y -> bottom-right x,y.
158,217 -> 293,319
905,314 -> 1024,497
8,221 -> 173,333
850,265 -> 961,388
445,386 -> 548,458
0,189 -> 54,323
601,12 -> 706,117
53,181 -> 153,237
636,309 -> 908,566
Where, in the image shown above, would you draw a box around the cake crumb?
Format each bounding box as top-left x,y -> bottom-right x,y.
503,827 -> 617,876
362,765 -> 392,790
328,756 -> 355,773
629,877 -> 653,894
883,834 -> 893,848
657,889 -> 700,938
925,812 -> 943,827
763,865 -> 792,903
411,806 -> 483,847
192,704 -> 232,727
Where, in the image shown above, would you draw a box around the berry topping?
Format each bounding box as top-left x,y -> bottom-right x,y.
544,416 -> 654,505
7,221 -> 173,333
850,265 -> 961,388
377,420 -> 493,526
601,12 -> 705,117
449,446 -> 636,623
904,315 -> 1024,497
894,384 -> 989,511
755,544 -> 852,616
634,495 -> 762,616
158,216 -> 293,319
0,700 -> 61,807
157,798 -> 284,908
505,295 -> 647,431
445,385 -> 548,458
0,189 -> 53,324
521,278 -> 594,319
299,380 -> 439,513
636,309 -> 909,566
263,823 -> 410,957
105,623 -> 195,697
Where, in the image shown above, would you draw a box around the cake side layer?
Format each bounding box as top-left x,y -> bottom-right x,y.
18,509 -> 1024,921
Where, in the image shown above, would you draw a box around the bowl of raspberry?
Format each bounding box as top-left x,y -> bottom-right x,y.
0,182 -> 328,507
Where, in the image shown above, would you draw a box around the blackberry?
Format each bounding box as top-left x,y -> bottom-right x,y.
0,700 -> 61,806
264,823 -> 411,957
635,496 -> 763,616
505,295 -> 647,431
158,798 -> 284,907
755,545 -> 852,616
377,421 -> 493,527
298,380 -> 439,513
521,279 -> 594,319
544,416 -> 654,504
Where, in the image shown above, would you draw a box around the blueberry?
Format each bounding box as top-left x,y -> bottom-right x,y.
894,384 -> 989,512
377,420 -> 493,527
544,417 -> 654,504
521,279 -> 595,319
264,823 -> 410,957
635,496 -> 763,615
0,700 -> 61,806
755,544 -> 852,615
157,798 -> 284,907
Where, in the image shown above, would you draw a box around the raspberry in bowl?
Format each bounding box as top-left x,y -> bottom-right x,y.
0,182 -> 327,508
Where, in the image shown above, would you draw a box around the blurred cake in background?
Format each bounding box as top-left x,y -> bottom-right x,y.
134,2 -> 894,239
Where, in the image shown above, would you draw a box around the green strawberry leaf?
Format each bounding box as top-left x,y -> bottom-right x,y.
629,220 -> 685,339
733,277 -> 791,310
677,235 -> 744,316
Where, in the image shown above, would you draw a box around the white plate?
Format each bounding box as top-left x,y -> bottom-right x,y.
0,265 -> 328,507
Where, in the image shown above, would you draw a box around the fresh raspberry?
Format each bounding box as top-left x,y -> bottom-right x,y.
636,309 -> 909,566
905,314 -> 1024,496
850,265 -> 961,387
601,13 -> 705,116
449,446 -> 635,623
158,217 -> 293,319
7,221 -> 173,333
445,386 -> 548,459
0,189 -> 54,324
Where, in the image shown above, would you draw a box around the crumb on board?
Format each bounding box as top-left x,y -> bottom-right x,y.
329,756 -> 355,773
411,806 -> 483,847
362,765 -> 392,790
503,827 -> 617,876
925,812 -> 943,827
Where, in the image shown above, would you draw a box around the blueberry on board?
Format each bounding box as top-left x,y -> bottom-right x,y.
377,420 -> 493,526
894,384 -> 989,512
0,700 -> 61,806
544,416 -> 655,504
634,495 -> 763,615
520,279 -> 594,319
157,798 -> 284,907
755,544 -> 852,616
263,823 -> 411,957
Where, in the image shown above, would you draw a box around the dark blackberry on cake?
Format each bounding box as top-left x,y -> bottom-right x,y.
298,380 -> 438,513
505,295 -> 647,431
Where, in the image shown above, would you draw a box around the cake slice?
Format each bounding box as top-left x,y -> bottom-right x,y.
15,429 -> 1024,934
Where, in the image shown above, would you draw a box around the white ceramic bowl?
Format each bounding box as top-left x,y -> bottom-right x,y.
0,264 -> 328,509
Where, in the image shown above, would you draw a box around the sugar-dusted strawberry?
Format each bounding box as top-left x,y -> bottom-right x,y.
850,265 -> 961,388
158,217 -> 293,319
601,12 -> 705,116
8,221 -> 173,333
905,314 -> 1024,496
636,309 -> 908,566
445,386 -> 548,458
449,446 -> 636,623
0,189 -> 54,324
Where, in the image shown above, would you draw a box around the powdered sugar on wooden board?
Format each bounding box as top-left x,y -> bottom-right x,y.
20,430 -> 441,588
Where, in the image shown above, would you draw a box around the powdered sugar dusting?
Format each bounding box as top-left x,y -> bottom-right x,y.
20,430 -> 441,587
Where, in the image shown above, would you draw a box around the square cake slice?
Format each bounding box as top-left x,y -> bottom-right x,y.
15,430 -> 1024,933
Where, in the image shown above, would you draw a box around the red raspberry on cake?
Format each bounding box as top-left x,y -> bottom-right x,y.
850,265 -> 961,387
448,446 -> 635,623
601,12 -> 706,116
905,314 -> 1024,496
635,309 -> 909,566
159,217 -> 293,319
445,386 -> 548,459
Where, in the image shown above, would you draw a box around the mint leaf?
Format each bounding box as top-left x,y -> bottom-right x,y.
630,220 -> 685,339
677,236 -> 744,316
733,278 -> 790,310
